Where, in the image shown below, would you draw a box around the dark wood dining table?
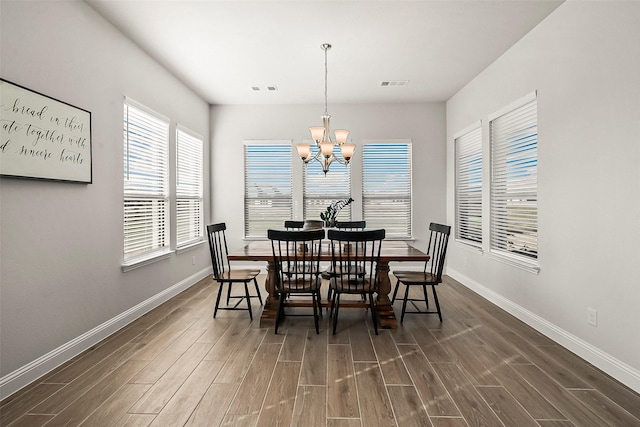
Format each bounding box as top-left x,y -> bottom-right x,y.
228,239 -> 430,329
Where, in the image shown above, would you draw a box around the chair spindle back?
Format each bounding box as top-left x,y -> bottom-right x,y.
207,223 -> 230,280
327,229 -> 385,293
268,229 -> 325,292
424,223 -> 451,281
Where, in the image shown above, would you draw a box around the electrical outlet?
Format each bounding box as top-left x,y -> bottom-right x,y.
192,256 -> 196,265
587,308 -> 597,326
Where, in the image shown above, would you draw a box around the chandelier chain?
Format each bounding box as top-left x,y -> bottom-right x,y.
324,45 -> 329,116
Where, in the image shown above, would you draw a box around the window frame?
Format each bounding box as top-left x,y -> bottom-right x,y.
175,125 -> 204,249
361,140 -> 413,239
244,140 -> 293,239
454,123 -> 483,248
122,98 -> 171,268
489,91 -> 539,272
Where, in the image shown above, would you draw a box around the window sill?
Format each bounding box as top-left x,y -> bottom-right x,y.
122,249 -> 174,272
489,250 -> 540,275
385,236 -> 415,242
176,239 -> 206,254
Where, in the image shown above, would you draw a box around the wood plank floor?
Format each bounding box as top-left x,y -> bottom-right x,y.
2,274 -> 639,426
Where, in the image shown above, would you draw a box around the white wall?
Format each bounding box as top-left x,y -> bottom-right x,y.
446,1 -> 640,391
210,103 -> 447,251
0,1 -> 211,398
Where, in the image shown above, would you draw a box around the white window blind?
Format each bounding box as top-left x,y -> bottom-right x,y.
490,94 -> 538,261
303,147 -> 351,222
455,126 -> 483,246
362,142 -> 412,238
176,127 -> 203,248
245,142 -> 292,238
123,99 -> 170,260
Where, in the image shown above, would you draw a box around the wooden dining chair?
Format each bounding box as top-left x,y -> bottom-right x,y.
268,229 -> 325,334
391,222 -> 451,323
207,223 -> 263,320
324,220 -> 367,304
302,220 -> 324,230
335,220 -> 366,230
284,220 -> 304,230
326,228 -> 385,335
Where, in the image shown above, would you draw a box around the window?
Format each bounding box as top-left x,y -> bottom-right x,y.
303,147 -> 351,221
176,127 -> 203,248
455,125 -> 483,246
123,99 -> 170,261
243,140 -> 413,239
244,142 -> 292,238
490,92 -> 538,263
362,141 -> 412,238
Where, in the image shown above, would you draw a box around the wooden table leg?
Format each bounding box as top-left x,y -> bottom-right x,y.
375,260 -> 397,328
260,259 -> 398,329
259,260 -> 279,328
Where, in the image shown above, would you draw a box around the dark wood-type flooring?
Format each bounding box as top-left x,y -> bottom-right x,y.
2,274 -> 639,426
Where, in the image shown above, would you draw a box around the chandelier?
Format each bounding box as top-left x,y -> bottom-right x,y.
296,43 -> 355,175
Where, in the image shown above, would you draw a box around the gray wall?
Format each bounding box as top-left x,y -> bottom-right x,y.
0,1 -> 211,397
445,1 -> 640,391
210,103 -> 447,251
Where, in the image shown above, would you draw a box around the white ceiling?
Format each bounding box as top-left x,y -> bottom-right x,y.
86,0 -> 564,105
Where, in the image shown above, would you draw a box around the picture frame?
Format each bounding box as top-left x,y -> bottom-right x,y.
1,78 -> 92,183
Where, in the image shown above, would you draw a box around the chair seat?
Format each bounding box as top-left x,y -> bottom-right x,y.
321,265 -> 365,279
329,278 -> 375,293
279,277 -> 322,293
393,271 -> 439,285
282,262 -> 316,274
217,269 -> 260,282
325,265 -> 366,276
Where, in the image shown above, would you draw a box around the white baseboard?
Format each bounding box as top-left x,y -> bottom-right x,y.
0,267 -> 212,400
446,267 -> 640,394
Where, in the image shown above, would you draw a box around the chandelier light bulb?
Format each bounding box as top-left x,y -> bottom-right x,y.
333,129 -> 350,144
296,144 -> 312,162
309,127 -> 325,143
319,141 -> 334,158
341,143 -> 356,163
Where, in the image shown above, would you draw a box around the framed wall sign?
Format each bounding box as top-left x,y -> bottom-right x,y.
1,79 -> 92,183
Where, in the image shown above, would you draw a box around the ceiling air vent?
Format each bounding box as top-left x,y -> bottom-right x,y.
380,80 -> 409,87
251,86 -> 278,92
